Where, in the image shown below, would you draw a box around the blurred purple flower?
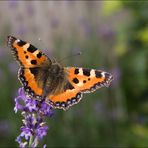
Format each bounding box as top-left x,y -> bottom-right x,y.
79,17 -> 93,37
50,17 -> 60,28
26,4 -> 35,16
94,101 -> 104,114
8,0 -> 18,9
0,47 -> 6,58
0,121 -> 11,137
9,62 -> 18,74
111,67 -> 121,86
14,88 -> 54,147
16,26 -> 28,36
99,26 -> 116,41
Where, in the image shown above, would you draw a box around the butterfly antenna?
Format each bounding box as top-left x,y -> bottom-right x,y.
59,51 -> 82,62
38,38 -> 82,62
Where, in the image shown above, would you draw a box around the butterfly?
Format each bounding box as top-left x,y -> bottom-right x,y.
7,35 -> 113,110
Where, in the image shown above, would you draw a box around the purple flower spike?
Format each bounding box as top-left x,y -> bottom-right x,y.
36,124 -> 48,140
20,127 -> 33,140
25,99 -> 38,112
18,87 -> 27,100
14,96 -> 24,113
14,88 -> 54,147
40,101 -> 54,117
16,136 -> 27,148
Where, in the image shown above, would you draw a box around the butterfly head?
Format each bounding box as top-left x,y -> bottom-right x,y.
50,63 -> 63,75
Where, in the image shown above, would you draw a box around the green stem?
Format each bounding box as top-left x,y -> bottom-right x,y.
29,135 -> 34,147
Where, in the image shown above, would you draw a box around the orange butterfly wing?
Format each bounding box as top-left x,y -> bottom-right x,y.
47,67 -> 113,110
7,36 -> 51,98
7,36 -> 50,68
18,67 -> 43,98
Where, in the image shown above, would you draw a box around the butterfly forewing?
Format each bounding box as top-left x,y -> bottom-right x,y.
7,36 -> 51,68
65,67 -> 113,93
7,36 -> 51,99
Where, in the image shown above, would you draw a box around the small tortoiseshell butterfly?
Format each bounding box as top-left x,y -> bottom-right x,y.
7,36 -> 113,110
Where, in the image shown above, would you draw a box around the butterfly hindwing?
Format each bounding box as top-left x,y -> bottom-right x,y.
18,67 -> 43,99
7,36 -> 50,68
46,67 -> 113,110
48,90 -> 83,110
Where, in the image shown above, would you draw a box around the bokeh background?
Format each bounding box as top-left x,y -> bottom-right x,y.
0,1 -> 148,147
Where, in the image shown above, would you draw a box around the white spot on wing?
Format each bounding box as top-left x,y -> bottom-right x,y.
101,72 -> 105,78
76,81 -> 83,87
26,59 -> 31,65
90,69 -> 95,78
33,50 -> 40,56
23,43 -> 30,51
78,68 -> 83,76
16,39 -> 20,43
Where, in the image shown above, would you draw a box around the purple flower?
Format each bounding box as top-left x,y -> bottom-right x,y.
50,17 -> 59,28
40,102 -> 54,117
79,17 -> 93,37
26,4 -> 35,16
14,87 -> 54,147
8,0 -> 18,9
36,123 -> 48,139
9,62 -> 17,74
25,99 -> 38,112
14,96 -> 25,113
16,26 -> 28,36
20,127 -> 33,140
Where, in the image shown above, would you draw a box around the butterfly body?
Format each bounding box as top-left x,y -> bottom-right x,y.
42,63 -> 66,97
7,36 -> 113,110
19,59 -> 68,99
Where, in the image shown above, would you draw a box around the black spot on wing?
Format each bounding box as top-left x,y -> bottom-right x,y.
18,68 -> 42,99
73,78 -> 79,84
25,55 -> 28,59
17,40 -> 26,46
29,68 -> 39,76
37,52 -> 42,58
31,60 -> 37,65
83,68 -> 90,76
64,82 -> 74,90
74,68 -> 79,74
52,93 -> 82,110
27,44 -> 37,53
95,71 -> 102,78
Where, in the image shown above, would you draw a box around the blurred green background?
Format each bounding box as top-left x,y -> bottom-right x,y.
0,1 -> 148,147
